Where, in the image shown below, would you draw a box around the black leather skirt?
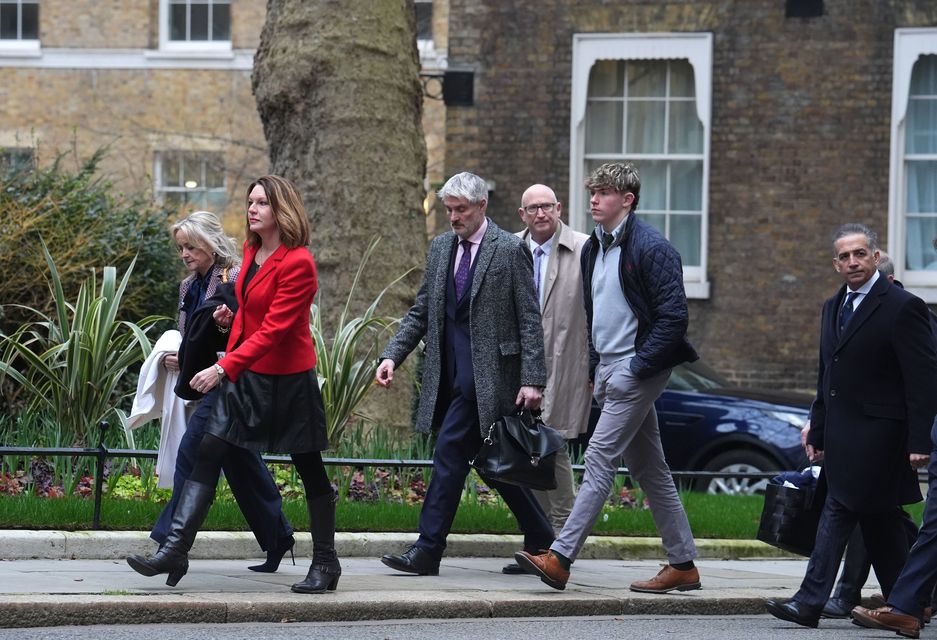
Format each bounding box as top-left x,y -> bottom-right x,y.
205,367 -> 329,454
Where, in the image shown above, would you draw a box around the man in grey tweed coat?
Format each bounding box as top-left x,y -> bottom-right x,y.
375,171 -> 555,575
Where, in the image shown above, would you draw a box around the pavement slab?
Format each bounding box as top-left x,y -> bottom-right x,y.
0,532 -> 878,629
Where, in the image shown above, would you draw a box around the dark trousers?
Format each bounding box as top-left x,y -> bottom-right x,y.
150,390 -> 293,550
832,510 -> 919,605
889,449 -> 937,618
415,387 -> 554,560
795,494 -> 912,609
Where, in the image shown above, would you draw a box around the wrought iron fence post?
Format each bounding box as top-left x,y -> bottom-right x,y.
92,421 -> 109,530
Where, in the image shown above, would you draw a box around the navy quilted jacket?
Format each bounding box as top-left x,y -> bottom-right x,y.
581,214 -> 698,380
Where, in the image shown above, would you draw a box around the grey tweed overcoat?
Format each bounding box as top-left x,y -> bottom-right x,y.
380,218 -> 547,436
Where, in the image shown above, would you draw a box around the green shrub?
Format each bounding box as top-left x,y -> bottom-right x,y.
0,149 -> 179,339
0,242 -> 164,447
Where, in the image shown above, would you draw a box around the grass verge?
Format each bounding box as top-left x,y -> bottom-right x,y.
1,493 -> 922,539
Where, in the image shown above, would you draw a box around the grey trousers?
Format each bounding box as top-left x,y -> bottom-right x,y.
532,445 -> 576,535
551,360 -> 697,564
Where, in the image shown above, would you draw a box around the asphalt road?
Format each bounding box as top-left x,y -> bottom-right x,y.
0,615 -> 895,640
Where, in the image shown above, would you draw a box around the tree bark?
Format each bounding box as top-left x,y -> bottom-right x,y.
253,0 -> 428,325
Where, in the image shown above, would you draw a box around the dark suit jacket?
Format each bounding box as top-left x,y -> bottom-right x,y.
218,242 -> 318,382
807,273 -> 937,512
381,218 -> 546,435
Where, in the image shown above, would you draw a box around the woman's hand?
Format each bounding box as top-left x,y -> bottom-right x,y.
190,365 -> 222,394
213,303 -> 234,329
162,352 -> 180,372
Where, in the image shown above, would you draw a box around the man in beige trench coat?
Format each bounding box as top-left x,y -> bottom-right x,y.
501,183 -> 591,574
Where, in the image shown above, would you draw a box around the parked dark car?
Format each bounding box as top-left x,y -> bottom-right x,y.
580,360 -> 812,495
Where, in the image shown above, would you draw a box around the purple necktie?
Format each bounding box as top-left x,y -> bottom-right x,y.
533,246 -> 544,300
455,239 -> 472,299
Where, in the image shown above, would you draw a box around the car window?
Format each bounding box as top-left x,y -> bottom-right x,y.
667,361 -> 730,391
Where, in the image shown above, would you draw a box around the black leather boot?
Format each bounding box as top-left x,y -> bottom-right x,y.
291,490 -> 341,593
127,480 -> 215,586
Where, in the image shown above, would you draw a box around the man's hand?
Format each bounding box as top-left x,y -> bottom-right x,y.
805,444 -> 824,463
375,359 -> 395,388
515,385 -> 542,410
910,453 -> 929,470
800,419 -> 824,462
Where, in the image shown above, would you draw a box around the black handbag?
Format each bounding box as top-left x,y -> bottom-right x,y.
756,471 -> 827,557
470,410 -> 566,490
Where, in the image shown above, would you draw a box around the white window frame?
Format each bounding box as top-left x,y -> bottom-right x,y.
154,150 -> 227,210
0,0 -> 39,55
889,28 -> 937,302
415,0 -> 446,70
570,32 -> 712,299
158,0 -> 232,55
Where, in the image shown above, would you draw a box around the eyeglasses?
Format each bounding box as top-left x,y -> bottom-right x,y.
523,202 -> 557,215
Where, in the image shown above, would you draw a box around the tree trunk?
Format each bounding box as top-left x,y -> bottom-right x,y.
253,0 -> 427,325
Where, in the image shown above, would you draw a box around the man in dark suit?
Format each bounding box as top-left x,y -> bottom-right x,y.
374,171 -> 554,575
766,223 -> 937,629
808,252 -> 923,620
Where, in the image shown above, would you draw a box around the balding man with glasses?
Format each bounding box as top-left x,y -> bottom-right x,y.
497,184 -> 591,575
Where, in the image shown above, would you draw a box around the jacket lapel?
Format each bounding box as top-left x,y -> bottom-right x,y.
835,276 -> 887,350
469,219 -> 498,301
541,221 -> 571,310
244,244 -> 288,299
432,234 -> 455,323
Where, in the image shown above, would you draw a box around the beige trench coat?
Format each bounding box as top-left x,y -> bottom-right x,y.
517,220 -> 592,439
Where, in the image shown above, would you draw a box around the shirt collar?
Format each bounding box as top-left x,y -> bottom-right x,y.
595,213 -> 629,243
529,233 -> 554,255
849,269 -> 880,297
463,218 -> 488,246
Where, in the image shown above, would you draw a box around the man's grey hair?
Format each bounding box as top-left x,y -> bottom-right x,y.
878,251 -> 894,278
832,223 -> 878,254
437,172 -> 488,204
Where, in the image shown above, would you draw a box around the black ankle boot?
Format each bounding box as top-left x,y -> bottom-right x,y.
247,534 -> 295,573
291,490 -> 341,593
127,480 -> 215,586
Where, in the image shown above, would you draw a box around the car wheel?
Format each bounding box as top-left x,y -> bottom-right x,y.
697,450 -> 778,496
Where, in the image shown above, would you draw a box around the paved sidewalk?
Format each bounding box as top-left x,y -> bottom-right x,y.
0,531 -> 879,629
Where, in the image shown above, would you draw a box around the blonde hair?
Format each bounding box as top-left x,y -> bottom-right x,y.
245,175 -> 310,249
171,210 -> 238,269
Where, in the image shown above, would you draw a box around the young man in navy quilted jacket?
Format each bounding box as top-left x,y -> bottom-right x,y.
516,162 -> 701,593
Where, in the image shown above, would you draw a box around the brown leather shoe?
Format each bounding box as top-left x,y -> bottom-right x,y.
851,606 -> 921,639
630,564 -> 701,594
513,550 -> 569,591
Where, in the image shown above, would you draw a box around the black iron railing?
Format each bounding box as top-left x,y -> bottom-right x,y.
4,422 -> 917,529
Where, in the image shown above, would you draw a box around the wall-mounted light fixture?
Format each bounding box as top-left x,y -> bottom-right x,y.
419,70 -> 475,106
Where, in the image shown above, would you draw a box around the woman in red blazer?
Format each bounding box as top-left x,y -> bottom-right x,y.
127,175 -> 338,594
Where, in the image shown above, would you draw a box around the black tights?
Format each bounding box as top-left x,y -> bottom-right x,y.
190,433 -> 332,498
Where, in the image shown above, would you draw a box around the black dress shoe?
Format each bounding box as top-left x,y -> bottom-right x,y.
766,598 -> 822,628
822,597 -> 858,619
502,562 -> 527,574
381,545 -> 440,575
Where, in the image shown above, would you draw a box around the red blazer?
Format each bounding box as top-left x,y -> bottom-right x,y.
218,242 -> 317,381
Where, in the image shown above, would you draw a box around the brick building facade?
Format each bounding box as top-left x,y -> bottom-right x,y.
0,0 -> 448,231
442,0 -> 937,390
3,1 -> 936,391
